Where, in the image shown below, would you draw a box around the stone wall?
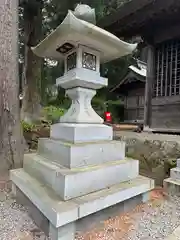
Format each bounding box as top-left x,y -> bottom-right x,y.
114,131 -> 180,185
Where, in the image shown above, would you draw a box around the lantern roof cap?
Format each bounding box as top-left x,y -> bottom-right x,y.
32,10 -> 137,63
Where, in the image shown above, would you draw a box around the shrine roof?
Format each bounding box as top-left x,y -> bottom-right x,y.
110,60 -> 146,92
98,0 -> 180,38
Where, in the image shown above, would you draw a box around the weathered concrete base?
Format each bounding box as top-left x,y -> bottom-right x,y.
49,223 -> 75,240
10,170 -> 154,240
13,183 -> 143,238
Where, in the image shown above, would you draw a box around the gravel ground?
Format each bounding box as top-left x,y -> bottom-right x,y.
0,189 -> 49,240
1,186 -> 180,240
129,195 -> 180,240
76,191 -> 180,240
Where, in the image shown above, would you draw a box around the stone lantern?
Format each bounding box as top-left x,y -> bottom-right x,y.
11,5 -> 154,240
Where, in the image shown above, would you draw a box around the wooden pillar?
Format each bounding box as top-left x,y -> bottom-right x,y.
143,45 -> 155,130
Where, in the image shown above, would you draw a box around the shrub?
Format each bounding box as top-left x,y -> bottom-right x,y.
92,98 -> 106,118
42,106 -> 65,124
92,98 -> 123,123
21,120 -> 35,133
106,99 -> 124,123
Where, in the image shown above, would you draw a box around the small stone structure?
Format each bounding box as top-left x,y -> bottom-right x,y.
10,5 -> 154,240
164,159 -> 180,194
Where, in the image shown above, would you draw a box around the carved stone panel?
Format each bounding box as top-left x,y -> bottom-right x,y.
82,52 -> 96,71
67,52 -> 77,71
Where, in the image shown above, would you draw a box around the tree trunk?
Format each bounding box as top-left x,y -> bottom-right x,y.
0,0 -> 23,176
21,0 -> 43,123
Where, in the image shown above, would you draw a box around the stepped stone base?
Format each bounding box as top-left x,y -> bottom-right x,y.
10,120 -> 155,239
10,170 -> 154,240
24,154 -> 138,200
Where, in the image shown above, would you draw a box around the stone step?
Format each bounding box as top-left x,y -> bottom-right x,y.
38,138 -> 125,168
23,154 -> 139,200
10,168 -> 154,228
50,123 -> 113,143
170,167 -> 180,180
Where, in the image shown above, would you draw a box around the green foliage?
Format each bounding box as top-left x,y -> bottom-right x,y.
42,106 -> 66,124
106,99 -> 121,106
92,97 -> 124,122
47,87 -> 71,109
106,99 -> 124,123
21,120 -> 35,133
92,97 -> 106,118
165,158 -> 177,175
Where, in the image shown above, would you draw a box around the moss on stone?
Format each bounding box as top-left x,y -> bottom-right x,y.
118,133 -> 180,186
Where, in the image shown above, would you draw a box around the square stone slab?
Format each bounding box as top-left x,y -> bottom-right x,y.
50,123 -> 113,143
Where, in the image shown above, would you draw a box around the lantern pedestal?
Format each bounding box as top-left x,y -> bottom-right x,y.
59,87 -> 103,124
10,6 -> 154,240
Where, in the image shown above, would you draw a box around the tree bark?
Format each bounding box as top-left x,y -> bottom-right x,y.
21,0 -> 43,123
0,0 -> 23,175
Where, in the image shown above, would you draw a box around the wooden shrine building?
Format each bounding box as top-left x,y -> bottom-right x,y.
111,60 -> 146,122
99,0 -> 180,132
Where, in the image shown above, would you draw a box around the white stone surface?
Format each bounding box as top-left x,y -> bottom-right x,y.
49,223 -> 75,240
10,169 -> 79,228
73,4 -> 96,25
57,68 -> 107,90
10,168 -> 154,228
176,158 -> 180,168
32,11 -> 137,63
170,168 -> 180,181
74,177 -> 154,218
38,139 -> 125,168
60,87 -> 103,124
51,123 -> 113,143
164,177 -> 180,191
142,191 -> 150,203
23,154 -> 139,200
